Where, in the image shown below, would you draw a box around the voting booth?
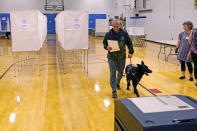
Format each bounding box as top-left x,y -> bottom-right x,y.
127,27 -> 146,47
115,95 -> 197,131
127,27 -> 145,36
10,10 -> 47,52
95,19 -> 109,37
56,11 -> 88,50
56,11 -> 89,74
10,10 -> 47,76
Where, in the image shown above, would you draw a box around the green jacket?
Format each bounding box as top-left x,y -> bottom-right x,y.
103,29 -> 134,61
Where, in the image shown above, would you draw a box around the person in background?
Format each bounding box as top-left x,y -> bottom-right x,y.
176,21 -> 193,81
103,19 -> 134,98
189,27 -> 197,87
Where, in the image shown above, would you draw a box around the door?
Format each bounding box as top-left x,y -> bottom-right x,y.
45,14 -> 57,34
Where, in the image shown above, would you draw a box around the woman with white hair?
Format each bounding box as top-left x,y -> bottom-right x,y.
176,21 -> 194,81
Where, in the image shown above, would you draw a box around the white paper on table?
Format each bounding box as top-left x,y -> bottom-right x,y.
107,40 -> 120,52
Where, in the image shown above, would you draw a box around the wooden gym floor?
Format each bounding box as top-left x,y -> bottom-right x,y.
0,35 -> 196,131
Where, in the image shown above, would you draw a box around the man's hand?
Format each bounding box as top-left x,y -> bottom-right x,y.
175,48 -> 179,54
107,46 -> 112,51
128,54 -> 133,58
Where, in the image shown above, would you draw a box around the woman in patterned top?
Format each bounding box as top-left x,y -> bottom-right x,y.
176,21 -> 193,81
189,27 -> 197,87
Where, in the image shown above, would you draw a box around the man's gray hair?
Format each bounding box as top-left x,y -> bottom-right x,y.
112,19 -> 121,25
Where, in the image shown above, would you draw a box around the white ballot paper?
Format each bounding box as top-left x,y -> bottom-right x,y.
107,40 -> 120,52
129,96 -> 195,113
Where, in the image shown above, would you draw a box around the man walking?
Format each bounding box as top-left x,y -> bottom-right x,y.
103,20 -> 134,98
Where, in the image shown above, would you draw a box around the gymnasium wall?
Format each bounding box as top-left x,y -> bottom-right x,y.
0,0 -> 43,13
64,0 -> 113,17
112,0 -> 135,27
0,0 -> 133,18
136,0 -> 197,41
0,0 -> 114,15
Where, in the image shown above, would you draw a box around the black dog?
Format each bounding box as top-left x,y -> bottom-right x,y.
125,61 -> 152,97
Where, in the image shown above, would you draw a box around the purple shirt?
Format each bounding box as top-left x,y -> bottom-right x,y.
177,31 -> 192,62
191,28 -> 197,54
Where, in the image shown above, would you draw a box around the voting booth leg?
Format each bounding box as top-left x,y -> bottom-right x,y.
61,50 -> 66,74
87,49 -> 88,74
80,50 -> 83,66
57,43 -> 64,74
76,50 -> 78,64
60,49 -> 64,74
80,50 -> 83,68
23,56 -> 25,75
56,43 -> 60,72
38,51 -> 41,76
57,42 -> 61,73
82,49 -> 88,74
55,42 -> 89,74
59,45 -> 62,73
62,47 -> 65,74
40,46 -> 43,72
24,55 -> 26,76
20,57 -> 22,75
40,47 -> 43,72
27,56 -> 30,75
83,50 -> 86,73
62,49 -> 65,74
77,49 -> 80,64
12,52 -> 16,77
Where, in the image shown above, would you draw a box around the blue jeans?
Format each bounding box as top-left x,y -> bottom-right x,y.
108,58 -> 126,91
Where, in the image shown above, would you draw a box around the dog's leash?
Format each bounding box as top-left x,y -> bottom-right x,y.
138,83 -> 157,96
138,82 -> 168,105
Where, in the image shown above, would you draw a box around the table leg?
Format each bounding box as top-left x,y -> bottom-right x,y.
164,45 -> 167,61
158,45 -> 162,59
167,47 -> 176,61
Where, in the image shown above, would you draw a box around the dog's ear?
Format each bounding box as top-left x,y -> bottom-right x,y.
141,61 -> 144,65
